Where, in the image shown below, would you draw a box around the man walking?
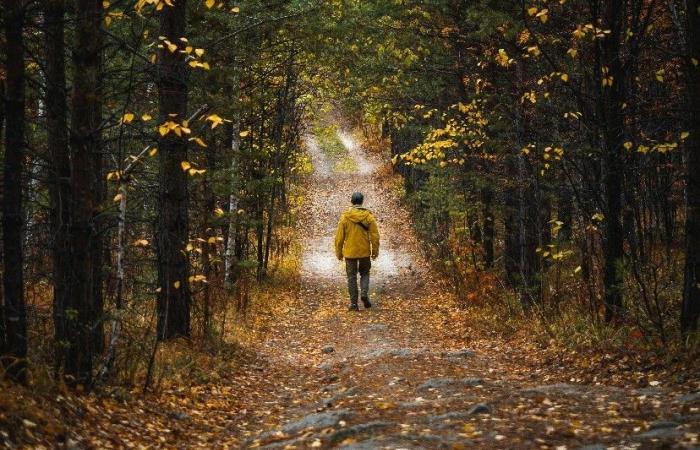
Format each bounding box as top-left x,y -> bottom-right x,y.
335,192 -> 380,311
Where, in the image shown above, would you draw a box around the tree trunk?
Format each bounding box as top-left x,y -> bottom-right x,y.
682,0 -> 700,333
481,185 -> 494,268
515,61 -> 540,309
156,0 -> 191,340
600,0 -> 626,323
201,133 -> 217,338
66,0 -> 103,386
0,77 -> 3,363
44,0 -> 72,379
1,0 -> 27,383
224,118 -> 240,291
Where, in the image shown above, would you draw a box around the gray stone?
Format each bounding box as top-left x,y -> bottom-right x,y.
523,383 -> 584,396
168,410 -> 190,421
321,383 -> 340,393
680,392 -> 700,404
637,426 -> 682,440
467,403 -> 491,415
328,421 -> 394,446
280,409 -> 353,434
428,404 -> 491,425
428,411 -> 471,423
322,345 -> 334,354
338,439 -> 386,450
321,386 -> 359,408
575,445 -> 606,450
317,361 -> 333,370
442,349 -> 475,359
417,377 -> 484,391
389,348 -> 415,358
649,420 -> 680,430
366,324 -> 388,332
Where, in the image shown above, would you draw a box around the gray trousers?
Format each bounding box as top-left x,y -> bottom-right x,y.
346,257 -> 371,304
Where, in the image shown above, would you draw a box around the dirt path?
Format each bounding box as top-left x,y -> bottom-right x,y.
43,127 -> 696,449
232,131 -> 699,449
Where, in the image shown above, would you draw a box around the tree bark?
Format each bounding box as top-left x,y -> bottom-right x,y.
481,185 -> 494,268
682,0 -> 700,333
224,119 -> 240,291
44,0 -> 72,379
156,0 -> 191,340
2,0 -> 27,383
66,0 -> 103,386
600,0 -> 626,322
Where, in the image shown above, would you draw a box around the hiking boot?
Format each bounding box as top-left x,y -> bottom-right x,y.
348,304 -> 359,312
361,296 -> 372,309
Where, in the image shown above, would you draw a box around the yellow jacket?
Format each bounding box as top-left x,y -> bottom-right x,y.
335,206 -> 380,259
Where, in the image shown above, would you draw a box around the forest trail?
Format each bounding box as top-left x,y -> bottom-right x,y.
226,131 -> 699,449
64,129 -> 699,450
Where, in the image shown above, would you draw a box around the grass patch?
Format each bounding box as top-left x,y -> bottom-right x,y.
313,124 -> 356,174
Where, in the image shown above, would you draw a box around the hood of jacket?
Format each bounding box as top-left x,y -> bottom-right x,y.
344,206 -> 372,226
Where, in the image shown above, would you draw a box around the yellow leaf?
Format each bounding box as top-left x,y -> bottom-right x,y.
149,147 -> 158,156
206,114 -> 224,129
231,6 -> 240,13
527,6 -> 538,16
141,113 -> 152,121
133,239 -> 149,247
239,130 -> 250,137
173,281 -> 181,289
113,193 -> 123,202
205,0 -> 215,8
181,161 -> 192,171
574,266 -> 582,274
195,48 -> 205,57
166,42 -> 177,53
103,0 -> 110,7
207,236 -> 218,244
214,207 -> 225,217
122,112 -> 135,124
189,137 -> 208,148
158,124 -> 170,136
185,243 -> 194,252
567,48 -> 578,58
623,141 -> 633,150
560,73 -> 569,82
681,131 -> 690,140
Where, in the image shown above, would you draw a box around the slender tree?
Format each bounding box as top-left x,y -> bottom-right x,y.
44,0 -> 71,377
599,0 -> 626,322
65,0 -> 103,386
156,0 -> 191,340
2,0 -> 28,383
682,0 -> 700,334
